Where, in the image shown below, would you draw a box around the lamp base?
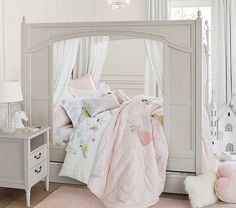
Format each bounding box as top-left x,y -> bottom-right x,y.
2,127 -> 16,133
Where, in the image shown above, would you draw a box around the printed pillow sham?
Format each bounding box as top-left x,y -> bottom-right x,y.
61,97 -> 89,127
82,94 -> 120,117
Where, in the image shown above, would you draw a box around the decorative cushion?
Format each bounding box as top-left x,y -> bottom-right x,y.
214,164 -> 236,203
185,172 -> 218,208
82,94 -> 120,117
68,75 -> 96,90
61,97 -> 89,127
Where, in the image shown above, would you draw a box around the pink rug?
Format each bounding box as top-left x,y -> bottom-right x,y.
35,186 -> 234,208
35,186 -> 191,208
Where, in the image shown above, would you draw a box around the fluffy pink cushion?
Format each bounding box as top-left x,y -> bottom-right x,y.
68,75 -> 96,90
214,164 -> 236,203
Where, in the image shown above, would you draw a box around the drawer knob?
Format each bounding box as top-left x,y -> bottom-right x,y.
34,152 -> 42,160
35,166 -> 42,174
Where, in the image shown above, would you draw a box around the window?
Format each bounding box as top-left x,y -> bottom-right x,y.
226,143 -> 234,152
170,7 -> 211,24
170,1 -> 212,104
225,123 -> 233,132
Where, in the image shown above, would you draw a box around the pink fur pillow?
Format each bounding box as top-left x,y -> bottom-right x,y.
214,164 -> 236,203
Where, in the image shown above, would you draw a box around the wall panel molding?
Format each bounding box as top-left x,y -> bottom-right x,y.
101,74 -> 144,96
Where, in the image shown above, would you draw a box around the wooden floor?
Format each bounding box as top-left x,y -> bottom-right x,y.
0,182 -> 188,208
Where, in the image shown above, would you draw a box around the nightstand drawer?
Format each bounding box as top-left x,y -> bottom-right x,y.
30,145 -> 47,167
31,160 -> 47,182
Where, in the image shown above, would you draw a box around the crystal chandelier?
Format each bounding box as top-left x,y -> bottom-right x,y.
105,0 -> 132,9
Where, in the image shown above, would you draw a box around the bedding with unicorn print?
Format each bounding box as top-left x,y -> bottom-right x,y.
60,95 -> 168,208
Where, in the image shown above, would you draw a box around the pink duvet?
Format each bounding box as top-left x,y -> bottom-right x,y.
88,96 -> 168,208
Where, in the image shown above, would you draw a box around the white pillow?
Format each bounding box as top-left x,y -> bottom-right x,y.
184,172 -> 218,208
73,84 -> 111,98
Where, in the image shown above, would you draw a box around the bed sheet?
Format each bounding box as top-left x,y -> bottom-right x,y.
53,125 -> 73,148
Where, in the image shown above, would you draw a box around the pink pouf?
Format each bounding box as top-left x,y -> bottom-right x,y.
214,164 -> 236,204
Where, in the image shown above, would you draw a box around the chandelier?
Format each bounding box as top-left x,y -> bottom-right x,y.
104,0 -> 132,9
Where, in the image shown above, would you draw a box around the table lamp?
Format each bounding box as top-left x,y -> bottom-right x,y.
0,81 -> 23,133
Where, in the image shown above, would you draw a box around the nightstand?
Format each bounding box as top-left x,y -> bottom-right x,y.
0,127 -> 50,207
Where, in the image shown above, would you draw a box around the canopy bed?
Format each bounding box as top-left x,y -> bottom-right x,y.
21,17 -> 204,194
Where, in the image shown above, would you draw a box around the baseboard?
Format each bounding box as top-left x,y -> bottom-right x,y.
50,162 -> 194,194
50,162 -> 83,185
164,171 -> 194,194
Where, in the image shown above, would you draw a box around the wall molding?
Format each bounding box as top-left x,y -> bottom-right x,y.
100,74 -> 144,96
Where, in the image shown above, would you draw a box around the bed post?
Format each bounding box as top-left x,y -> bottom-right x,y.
195,11 -> 202,175
21,16 -> 31,124
205,20 -> 210,115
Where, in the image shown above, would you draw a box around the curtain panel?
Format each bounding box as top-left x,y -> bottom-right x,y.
73,36 -> 110,83
53,39 -> 80,111
144,0 -> 169,97
53,36 -> 110,111
212,0 -> 236,109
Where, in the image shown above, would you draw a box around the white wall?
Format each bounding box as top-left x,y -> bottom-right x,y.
101,39 -> 145,96
95,0 -> 146,96
0,0 -> 146,80
94,0 -> 146,21
1,0 -> 93,81
0,0 -> 146,126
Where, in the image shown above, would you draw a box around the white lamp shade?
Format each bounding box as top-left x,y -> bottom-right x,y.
0,81 -> 23,103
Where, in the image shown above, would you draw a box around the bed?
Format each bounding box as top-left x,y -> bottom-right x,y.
22,18 -> 203,194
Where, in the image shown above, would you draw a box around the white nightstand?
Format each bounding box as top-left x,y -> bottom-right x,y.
0,127 -> 50,207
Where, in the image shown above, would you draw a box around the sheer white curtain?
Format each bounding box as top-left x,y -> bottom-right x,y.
144,0 -> 169,97
212,0 -> 236,109
53,39 -> 80,110
72,36 -> 110,83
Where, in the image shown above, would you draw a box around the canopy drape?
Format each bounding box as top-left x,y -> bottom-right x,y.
53,36 -> 110,111
72,36 -> 110,83
212,0 -> 236,109
144,0 -> 169,97
53,38 -> 80,111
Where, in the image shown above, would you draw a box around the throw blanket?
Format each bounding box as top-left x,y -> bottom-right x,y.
60,96 -> 168,208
